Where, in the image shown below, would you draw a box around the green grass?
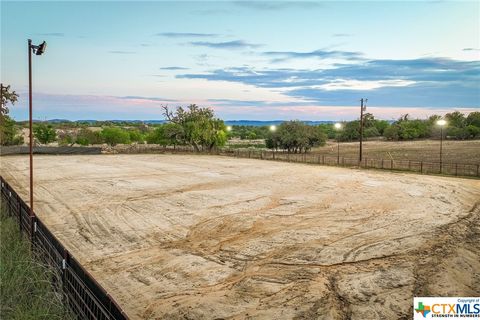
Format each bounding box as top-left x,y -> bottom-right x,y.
0,203 -> 74,320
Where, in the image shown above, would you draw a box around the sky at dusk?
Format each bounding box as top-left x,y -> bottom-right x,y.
1,0 -> 479,121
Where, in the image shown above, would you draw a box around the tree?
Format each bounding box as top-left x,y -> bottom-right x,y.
100,127 -> 130,146
266,121 -> 326,153
383,125 -> 399,140
128,129 -> 144,143
0,84 -> 18,116
33,123 -> 57,144
162,104 -> 227,152
466,112 -> 480,128
445,111 -> 466,128
76,128 -> 103,145
0,84 -> 22,146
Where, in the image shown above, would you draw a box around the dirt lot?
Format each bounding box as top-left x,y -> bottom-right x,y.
312,139 -> 480,164
1,154 -> 479,319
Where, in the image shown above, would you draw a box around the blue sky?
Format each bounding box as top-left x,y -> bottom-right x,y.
1,0 -> 479,121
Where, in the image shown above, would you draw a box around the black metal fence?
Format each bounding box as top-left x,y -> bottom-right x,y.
0,176 -> 129,320
218,149 -> 480,178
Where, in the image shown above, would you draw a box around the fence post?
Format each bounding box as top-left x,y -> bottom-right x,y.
322,155 -> 325,164
420,161 -> 423,174
62,249 -> 68,305
381,159 -> 384,169
477,164 -> 479,177
391,159 -> 393,170
17,194 -> 22,232
408,160 -> 411,170
455,163 -> 458,176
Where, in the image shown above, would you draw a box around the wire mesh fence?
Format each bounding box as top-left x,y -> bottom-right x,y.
217,149 -> 480,178
0,176 -> 129,320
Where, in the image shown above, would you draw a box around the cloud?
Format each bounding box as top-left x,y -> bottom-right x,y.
190,40 -> 262,49
117,96 -> 177,102
177,58 -> 480,107
208,98 -> 312,107
155,32 -> 219,38
159,66 -> 189,70
333,33 -> 352,37
108,51 -> 136,54
233,1 -> 320,10
463,48 -> 480,51
263,49 -> 364,61
36,32 -> 65,37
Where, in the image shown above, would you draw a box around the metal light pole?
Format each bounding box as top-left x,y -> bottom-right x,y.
269,125 -> 277,159
334,122 -> 342,164
359,98 -> 367,163
27,39 -> 47,221
436,119 -> 447,174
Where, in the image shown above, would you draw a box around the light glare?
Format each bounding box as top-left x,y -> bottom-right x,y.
436,119 -> 447,126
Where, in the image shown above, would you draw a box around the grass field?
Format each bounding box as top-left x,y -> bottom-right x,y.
1,154 -> 479,319
311,139 -> 480,164
0,204 -> 73,320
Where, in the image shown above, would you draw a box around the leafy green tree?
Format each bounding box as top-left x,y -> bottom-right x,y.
0,116 -> 24,145
445,111 -> 466,128
0,84 -> 18,116
466,112 -> 480,128
128,129 -> 144,143
57,131 -> 75,146
163,104 -> 227,151
76,128 -> 103,145
383,125 -> 399,140
0,85 -> 23,146
33,124 -> 57,144
266,121 -> 325,153
339,120 -> 360,141
100,127 -> 130,146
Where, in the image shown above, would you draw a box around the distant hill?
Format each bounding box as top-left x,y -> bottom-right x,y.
36,119 -> 336,126
224,120 -> 335,126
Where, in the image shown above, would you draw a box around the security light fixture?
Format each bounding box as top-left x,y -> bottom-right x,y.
334,122 -> 342,130
436,119 -> 447,173
32,41 -> 47,56
226,126 -> 232,132
269,125 -> 277,132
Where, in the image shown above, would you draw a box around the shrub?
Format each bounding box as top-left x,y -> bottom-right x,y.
33,124 -> 57,144
100,127 -> 130,146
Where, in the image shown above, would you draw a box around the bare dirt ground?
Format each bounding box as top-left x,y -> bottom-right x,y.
1,154 -> 479,319
312,139 -> 480,164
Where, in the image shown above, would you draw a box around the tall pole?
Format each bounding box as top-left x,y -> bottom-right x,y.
359,98 -> 364,163
439,126 -> 443,174
28,39 -> 34,218
337,136 -> 340,164
0,83 -> 3,110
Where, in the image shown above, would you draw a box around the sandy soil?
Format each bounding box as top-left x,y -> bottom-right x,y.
1,154 -> 479,319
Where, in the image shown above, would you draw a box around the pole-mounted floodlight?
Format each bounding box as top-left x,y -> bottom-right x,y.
269,125 -> 277,132
334,122 -> 342,164
359,98 -> 367,163
31,41 -> 47,56
436,119 -> 447,174
226,126 -> 232,132
27,39 -> 46,239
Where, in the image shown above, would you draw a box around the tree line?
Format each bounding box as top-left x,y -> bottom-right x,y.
1,84 -> 479,150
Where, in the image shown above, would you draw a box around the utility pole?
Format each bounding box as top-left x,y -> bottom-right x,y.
359,98 -> 367,163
